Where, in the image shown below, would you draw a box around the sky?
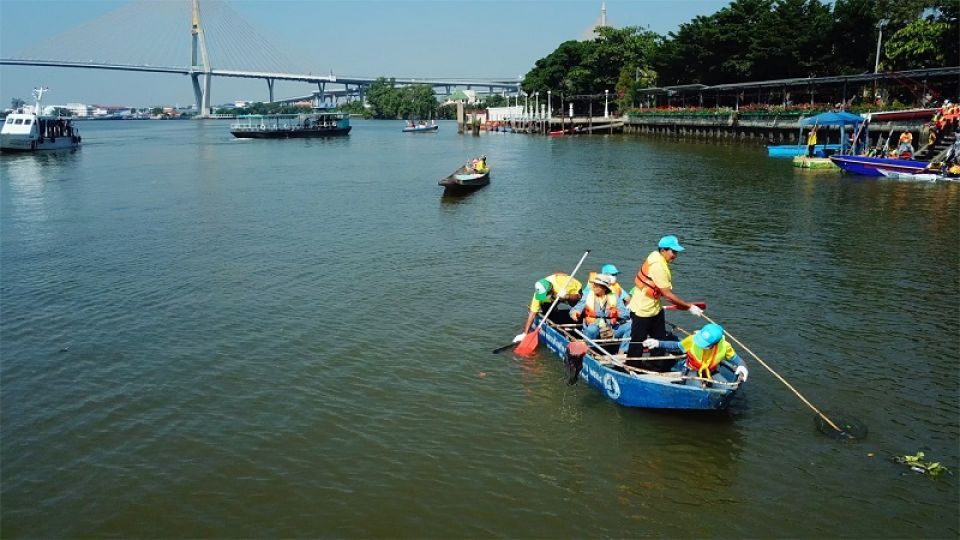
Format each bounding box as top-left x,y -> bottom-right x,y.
0,0 -> 730,108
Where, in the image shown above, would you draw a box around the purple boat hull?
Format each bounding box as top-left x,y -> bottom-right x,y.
829,155 -> 929,177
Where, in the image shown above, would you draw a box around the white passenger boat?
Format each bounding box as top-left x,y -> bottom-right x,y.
1,87 -> 81,152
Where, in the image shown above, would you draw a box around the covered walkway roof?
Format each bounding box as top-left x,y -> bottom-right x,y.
637,66 -> 959,96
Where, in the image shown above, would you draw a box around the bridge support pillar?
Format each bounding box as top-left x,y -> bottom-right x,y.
191,71 -> 213,117
267,78 -> 275,103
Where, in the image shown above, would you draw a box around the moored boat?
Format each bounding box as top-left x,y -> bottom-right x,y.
534,315 -> 743,410
0,87 -> 81,153
230,100 -> 350,139
439,160 -> 490,194
768,144 -> 840,158
829,155 -> 929,177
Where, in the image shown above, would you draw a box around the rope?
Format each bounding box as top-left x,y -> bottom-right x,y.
702,314 -> 845,434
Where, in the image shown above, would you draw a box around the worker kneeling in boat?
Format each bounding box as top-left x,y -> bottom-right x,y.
570,274 -> 630,352
642,323 -> 748,382
516,273 -> 583,341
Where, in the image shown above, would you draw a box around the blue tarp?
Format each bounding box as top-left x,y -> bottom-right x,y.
800,111 -> 864,126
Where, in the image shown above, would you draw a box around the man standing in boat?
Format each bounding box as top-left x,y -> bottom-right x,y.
626,235 -> 703,371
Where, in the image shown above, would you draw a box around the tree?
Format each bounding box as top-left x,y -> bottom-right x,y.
365,77 -> 402,119
10,97 -> 25,110
883,1 -> 959,70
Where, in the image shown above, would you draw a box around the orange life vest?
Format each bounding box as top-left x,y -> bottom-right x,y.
634,259 -> 663,300
583,291 -> 619,325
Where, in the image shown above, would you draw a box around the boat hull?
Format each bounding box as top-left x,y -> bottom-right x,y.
829,155 -> 928,177
0,134 -> 81,152
439,169 -> 489,193
230,126 -> 351,139
402,126 -> 438,133
534,316 -> 741,410
768,144 -> 840,157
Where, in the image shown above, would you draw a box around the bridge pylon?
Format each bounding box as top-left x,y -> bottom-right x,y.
190,0 -> 212,117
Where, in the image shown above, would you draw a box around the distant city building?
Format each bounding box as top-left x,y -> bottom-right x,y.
65,103 -> 91,117
445,90 -> 479,104
486,106 -> 524,121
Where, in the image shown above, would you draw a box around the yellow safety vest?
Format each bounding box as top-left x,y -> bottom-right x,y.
680,334 -> 733,379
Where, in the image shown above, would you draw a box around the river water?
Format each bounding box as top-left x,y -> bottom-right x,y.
2,119 -> 957,538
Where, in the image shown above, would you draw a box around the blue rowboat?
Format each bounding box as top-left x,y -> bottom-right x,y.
767,144 -> 841,157
829,155 -> 929,177
534,315 -> 743,410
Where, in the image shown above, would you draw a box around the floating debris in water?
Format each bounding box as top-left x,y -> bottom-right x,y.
893,451 -> 950,478
815,414 -> 868,440
59,346 -> 70,352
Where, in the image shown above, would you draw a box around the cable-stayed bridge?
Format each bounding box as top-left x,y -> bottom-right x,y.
0,0 -> 519,116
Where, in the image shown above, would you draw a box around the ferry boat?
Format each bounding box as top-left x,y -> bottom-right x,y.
0,87 -> 81,152
230,99 -> 350,139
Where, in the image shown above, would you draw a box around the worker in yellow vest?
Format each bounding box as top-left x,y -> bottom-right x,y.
516,272 -> 583,341
569,274 -> 630,351
626,235 -> 704,371
642,323 -> 749,382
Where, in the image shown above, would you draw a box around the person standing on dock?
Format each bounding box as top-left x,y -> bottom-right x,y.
626,235 -> 703,371
806,125 -> 819,157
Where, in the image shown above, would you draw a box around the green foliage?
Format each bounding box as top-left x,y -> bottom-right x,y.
10,97 -> 25,110
524,0 -> 956,99
481,94 -> 509,108
364,77 -> 438,119
894,451 -> 950,477
338,99 -> 369,117
884,8 -> 958,70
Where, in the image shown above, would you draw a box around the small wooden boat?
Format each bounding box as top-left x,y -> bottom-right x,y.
439,165 -> 490,193
533,315 -> 743,410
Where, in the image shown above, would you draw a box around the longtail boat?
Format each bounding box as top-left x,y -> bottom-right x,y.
439,164 -> 490,194
533,315 -> 744,410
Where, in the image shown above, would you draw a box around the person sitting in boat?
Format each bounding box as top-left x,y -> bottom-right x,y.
586,264 -> 630,306
407,120 -> 415,128
518,273 -> 583,339
474,155 -> 488,174
570,274 -> 630,353
642,323 -> 749,382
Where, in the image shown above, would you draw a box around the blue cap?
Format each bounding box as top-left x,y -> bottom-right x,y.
601,264 -> 619,275
658,235 -> 685,252
693,323 -> 724,349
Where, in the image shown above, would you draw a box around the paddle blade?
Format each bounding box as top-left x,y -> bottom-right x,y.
514,331 -> 539,356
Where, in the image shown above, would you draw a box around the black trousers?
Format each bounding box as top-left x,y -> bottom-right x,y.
807,144 -> 815,157
540,303 -> 574,325
627,310 -> 673,371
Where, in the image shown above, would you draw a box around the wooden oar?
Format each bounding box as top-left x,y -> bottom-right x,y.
492,250 -> 590,354
701,314 -> 846,435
